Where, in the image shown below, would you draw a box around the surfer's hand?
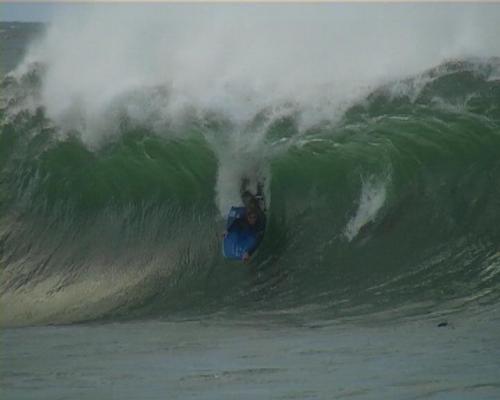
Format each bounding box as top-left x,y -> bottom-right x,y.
242,252 -> 250,263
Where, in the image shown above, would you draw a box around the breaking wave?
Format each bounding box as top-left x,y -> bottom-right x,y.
1,6 -> 500,326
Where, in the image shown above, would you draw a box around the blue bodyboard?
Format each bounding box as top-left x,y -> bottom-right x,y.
223,207 -> 258,260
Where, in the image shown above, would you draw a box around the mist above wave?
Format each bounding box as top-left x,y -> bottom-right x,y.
13,3 -> 500,145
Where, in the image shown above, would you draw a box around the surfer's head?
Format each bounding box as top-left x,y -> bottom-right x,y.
246,210 -> 258,226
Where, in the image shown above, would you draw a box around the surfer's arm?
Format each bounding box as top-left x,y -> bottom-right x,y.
244,215 -> 266,258
257,213 -> 266,235
242,240 -> 259,262
245,233 -> 262,257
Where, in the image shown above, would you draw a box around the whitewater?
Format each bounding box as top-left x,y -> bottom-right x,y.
1,3 -> 500,399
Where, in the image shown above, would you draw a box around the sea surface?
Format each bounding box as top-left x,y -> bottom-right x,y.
1,5 -> 500,398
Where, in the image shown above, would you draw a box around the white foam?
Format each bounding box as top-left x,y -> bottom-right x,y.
209,124 -> 273,216
344,175 -> 388,242
15,4 -> 500,146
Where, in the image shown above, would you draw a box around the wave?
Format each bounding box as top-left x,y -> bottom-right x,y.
1,56 -> 500,326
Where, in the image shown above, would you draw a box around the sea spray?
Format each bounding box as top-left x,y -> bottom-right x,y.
344,174 -> 388,242
15,4 -> 500,146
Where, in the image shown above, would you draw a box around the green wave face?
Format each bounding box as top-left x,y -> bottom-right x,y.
1,59 -> 500,326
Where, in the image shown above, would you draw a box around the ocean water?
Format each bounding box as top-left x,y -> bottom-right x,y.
1,4 -> 500,399
2,311 -> 500,400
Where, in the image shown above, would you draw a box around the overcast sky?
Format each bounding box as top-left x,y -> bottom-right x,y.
1,2 -> 90,22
